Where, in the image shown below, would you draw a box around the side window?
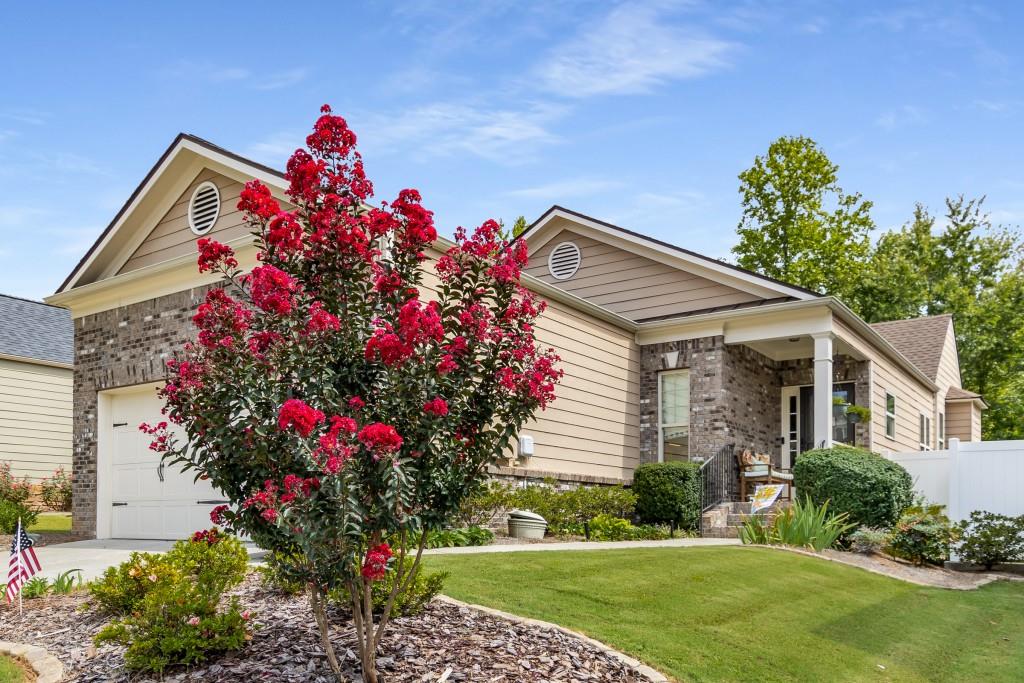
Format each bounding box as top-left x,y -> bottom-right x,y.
659,370 -> 690,462
938,413 -> 945,449
919,413 -> 932,451
885,393 -> 896,439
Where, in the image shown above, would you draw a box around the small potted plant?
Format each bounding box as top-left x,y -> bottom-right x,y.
846,405 -> 871,424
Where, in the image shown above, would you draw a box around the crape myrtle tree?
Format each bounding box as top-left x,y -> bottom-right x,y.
142,106 -> 562,682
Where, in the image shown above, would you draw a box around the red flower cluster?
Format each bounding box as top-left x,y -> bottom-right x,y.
249,265 -> 300,316
357,423 -> 403,459
390,189 -> 437,251
314,415 -> 358,474
160,358 -> 206,404
193,289 -> 251,350
423,397 -> 449,417
361,542 -> 392,581
243,480 -> 280,523
287,105 -> 372,205
196,238 -> 238,274
210,504 -> 229,525
278,399 -> 325,437
238,180 -> 281,222
279,473 -> 321,504
364,299 -> 443,366
305,301 -> 340,335
191,528 -> 221,545
139,421 -> 170,452
248,330 -> 283,359
266,212 -> 304,254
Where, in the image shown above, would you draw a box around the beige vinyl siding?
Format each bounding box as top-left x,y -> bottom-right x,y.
525,230 -> 761,320
0,358 -> 72,481
834,319 -> 938,453
945,401 -> 975,442
119,170 -> 283,275
423,248 -> 640,481
934,324 -> 962,397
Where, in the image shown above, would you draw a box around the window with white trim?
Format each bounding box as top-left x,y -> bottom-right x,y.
938,413 -> 945,449
659,370 -> 690,462
919,413 -> 931,451
885,393 -> 896,439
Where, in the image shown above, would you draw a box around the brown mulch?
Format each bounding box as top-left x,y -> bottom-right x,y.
0,574 -> 646,682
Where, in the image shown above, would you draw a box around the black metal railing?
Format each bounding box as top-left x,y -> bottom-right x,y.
699,443 -> 737,534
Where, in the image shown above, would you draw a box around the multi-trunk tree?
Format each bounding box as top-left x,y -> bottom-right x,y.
144,106 -> 562,682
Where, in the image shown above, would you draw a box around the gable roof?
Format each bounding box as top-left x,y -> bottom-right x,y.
522,205 -> 822,302
0,294 -> 73,366
56,133 -> 287,294
869,314 -> 952,382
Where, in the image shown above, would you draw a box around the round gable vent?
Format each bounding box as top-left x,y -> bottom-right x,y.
188,181 -> 222,235
547,241 -> 582,280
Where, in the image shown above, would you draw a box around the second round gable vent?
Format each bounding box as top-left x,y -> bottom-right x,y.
188,181 -> 222,235
548,241 -> 582,280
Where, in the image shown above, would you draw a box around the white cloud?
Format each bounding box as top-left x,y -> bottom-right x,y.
355,102 -> 565,164
161,62 -> 307,90
534,1 -> 734,97
253,68 -> 310,91
506,178 -> 624,200
875,105 -> 927,131
245,132 -> 304,166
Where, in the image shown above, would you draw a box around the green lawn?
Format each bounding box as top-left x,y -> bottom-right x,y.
426,547 -> 1024,683
0,655 -> 25,683
28,512 -> 71,533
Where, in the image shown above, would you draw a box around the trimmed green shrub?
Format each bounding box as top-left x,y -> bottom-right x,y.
509,481 -> 637,536
632,461 -> 702,532
956,511 -> 1024,569
455,481 -> 516,528
92,528 -> 251,673
0,498 -> 38,534
888,503 -> 957,566
587,513 -> 672,541
793,446 -> 913,529
848,527 -> 890,554
425,526 -> 494,548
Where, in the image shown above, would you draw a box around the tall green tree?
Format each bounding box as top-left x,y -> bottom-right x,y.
733,136 -> 874,300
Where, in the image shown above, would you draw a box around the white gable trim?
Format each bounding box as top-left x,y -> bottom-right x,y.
524,207 -> 818,302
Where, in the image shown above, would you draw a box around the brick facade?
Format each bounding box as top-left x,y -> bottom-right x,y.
639,336 -> 872,467
71,285 -> 217,538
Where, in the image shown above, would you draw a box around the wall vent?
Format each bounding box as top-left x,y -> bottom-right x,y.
188,181 -> 221,235
547,241 -> 582,280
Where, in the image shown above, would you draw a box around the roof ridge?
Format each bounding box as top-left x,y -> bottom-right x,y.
871,313 -> 953,326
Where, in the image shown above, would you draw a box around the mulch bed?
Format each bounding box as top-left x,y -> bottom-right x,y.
0,574 -> 646,682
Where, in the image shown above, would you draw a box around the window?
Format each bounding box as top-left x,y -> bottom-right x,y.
831,383 -> 856,446
938,413 -> 945,449
659,370 -> 690,462
919,413 -> 932,451
885,393 -> 896,439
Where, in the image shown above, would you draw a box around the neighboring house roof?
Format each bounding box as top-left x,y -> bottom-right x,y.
869,314 -> 953,382
946,386 -> 982,400
0,294 -> 73,366
523,205 -> 822,302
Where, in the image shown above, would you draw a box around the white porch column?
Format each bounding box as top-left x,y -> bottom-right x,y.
812,332 -> 834,449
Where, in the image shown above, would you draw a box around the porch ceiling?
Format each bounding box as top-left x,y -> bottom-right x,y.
743,336 -> 865,362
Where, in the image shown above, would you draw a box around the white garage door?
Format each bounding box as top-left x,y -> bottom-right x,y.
109,386 -> 225,539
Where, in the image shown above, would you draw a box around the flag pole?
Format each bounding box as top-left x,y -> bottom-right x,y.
16,516 -> 24,616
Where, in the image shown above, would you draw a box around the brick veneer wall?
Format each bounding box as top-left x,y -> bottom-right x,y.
639,337 -> 872,467
71,285 -> 217,538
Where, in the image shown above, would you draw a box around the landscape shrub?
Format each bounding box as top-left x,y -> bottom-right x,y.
93,529 -> 251,673
332,556 -> 447,618
847,527 -> 890,554
739,497 -> 854,551
508,482 -> 637,536
955,511 -> 1024,569
0,461 -> 31,505
425,526 -> 494,548
793,446 -> 913,529
0,498 -> 38,534
587,513 -> 671,541
632,461 -> 702,533
257,550 -> 306,595
455,481 -> 515,528
888,503 -> 957,566
40,467 -> 72,511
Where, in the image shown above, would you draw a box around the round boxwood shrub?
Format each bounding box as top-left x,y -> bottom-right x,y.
793,446 -> 912,529
632,461 -> 701,532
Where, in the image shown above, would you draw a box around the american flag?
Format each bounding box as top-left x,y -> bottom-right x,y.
6,520 -> 41,603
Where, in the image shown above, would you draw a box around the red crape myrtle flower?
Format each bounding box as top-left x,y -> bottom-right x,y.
357,423 -> 403,459
278,399 -> 325,437
423,397 -> 448,417
361,542 -> 392,581
196,238 -> 238,273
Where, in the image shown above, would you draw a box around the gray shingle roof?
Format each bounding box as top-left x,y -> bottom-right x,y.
0,294 -> 73,365
869,314 -> 952,382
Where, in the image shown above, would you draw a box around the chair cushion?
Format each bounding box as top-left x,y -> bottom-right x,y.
741,469 -> 794,481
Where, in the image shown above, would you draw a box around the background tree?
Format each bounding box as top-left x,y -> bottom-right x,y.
733,135 -> 874,301
148,107 -> 562,682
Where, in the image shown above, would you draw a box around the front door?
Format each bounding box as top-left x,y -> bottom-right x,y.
781,383 -> 857,468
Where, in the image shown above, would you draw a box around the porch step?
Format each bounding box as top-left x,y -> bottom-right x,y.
701,500 -> 790,539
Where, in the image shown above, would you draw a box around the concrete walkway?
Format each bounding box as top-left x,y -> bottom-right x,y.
35,536 -> 740,582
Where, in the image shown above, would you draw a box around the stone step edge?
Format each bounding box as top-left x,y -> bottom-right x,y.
0,640 -> 64,683
434,594 -> 670,683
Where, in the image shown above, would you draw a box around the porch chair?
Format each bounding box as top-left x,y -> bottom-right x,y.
736,449 -> 794,502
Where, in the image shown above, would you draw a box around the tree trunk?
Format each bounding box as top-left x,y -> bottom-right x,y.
309,585 -> 345,682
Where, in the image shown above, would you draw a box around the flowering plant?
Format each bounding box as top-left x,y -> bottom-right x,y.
148,106 -> 561,682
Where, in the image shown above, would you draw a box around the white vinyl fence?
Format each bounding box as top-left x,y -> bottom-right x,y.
885,438 -> 1024,523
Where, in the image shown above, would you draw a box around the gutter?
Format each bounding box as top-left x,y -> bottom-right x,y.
0,351 -> 73,370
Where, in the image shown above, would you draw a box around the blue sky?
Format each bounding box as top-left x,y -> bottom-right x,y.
2,1 -> 1022,300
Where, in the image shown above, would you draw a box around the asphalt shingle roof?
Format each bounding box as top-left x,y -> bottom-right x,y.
869,314 -> 952,382
945,386 -> 981,400
0,294 -> 73,365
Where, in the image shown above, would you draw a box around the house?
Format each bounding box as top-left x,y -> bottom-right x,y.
0,294 -> 73,482
46,134 -> 984,540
